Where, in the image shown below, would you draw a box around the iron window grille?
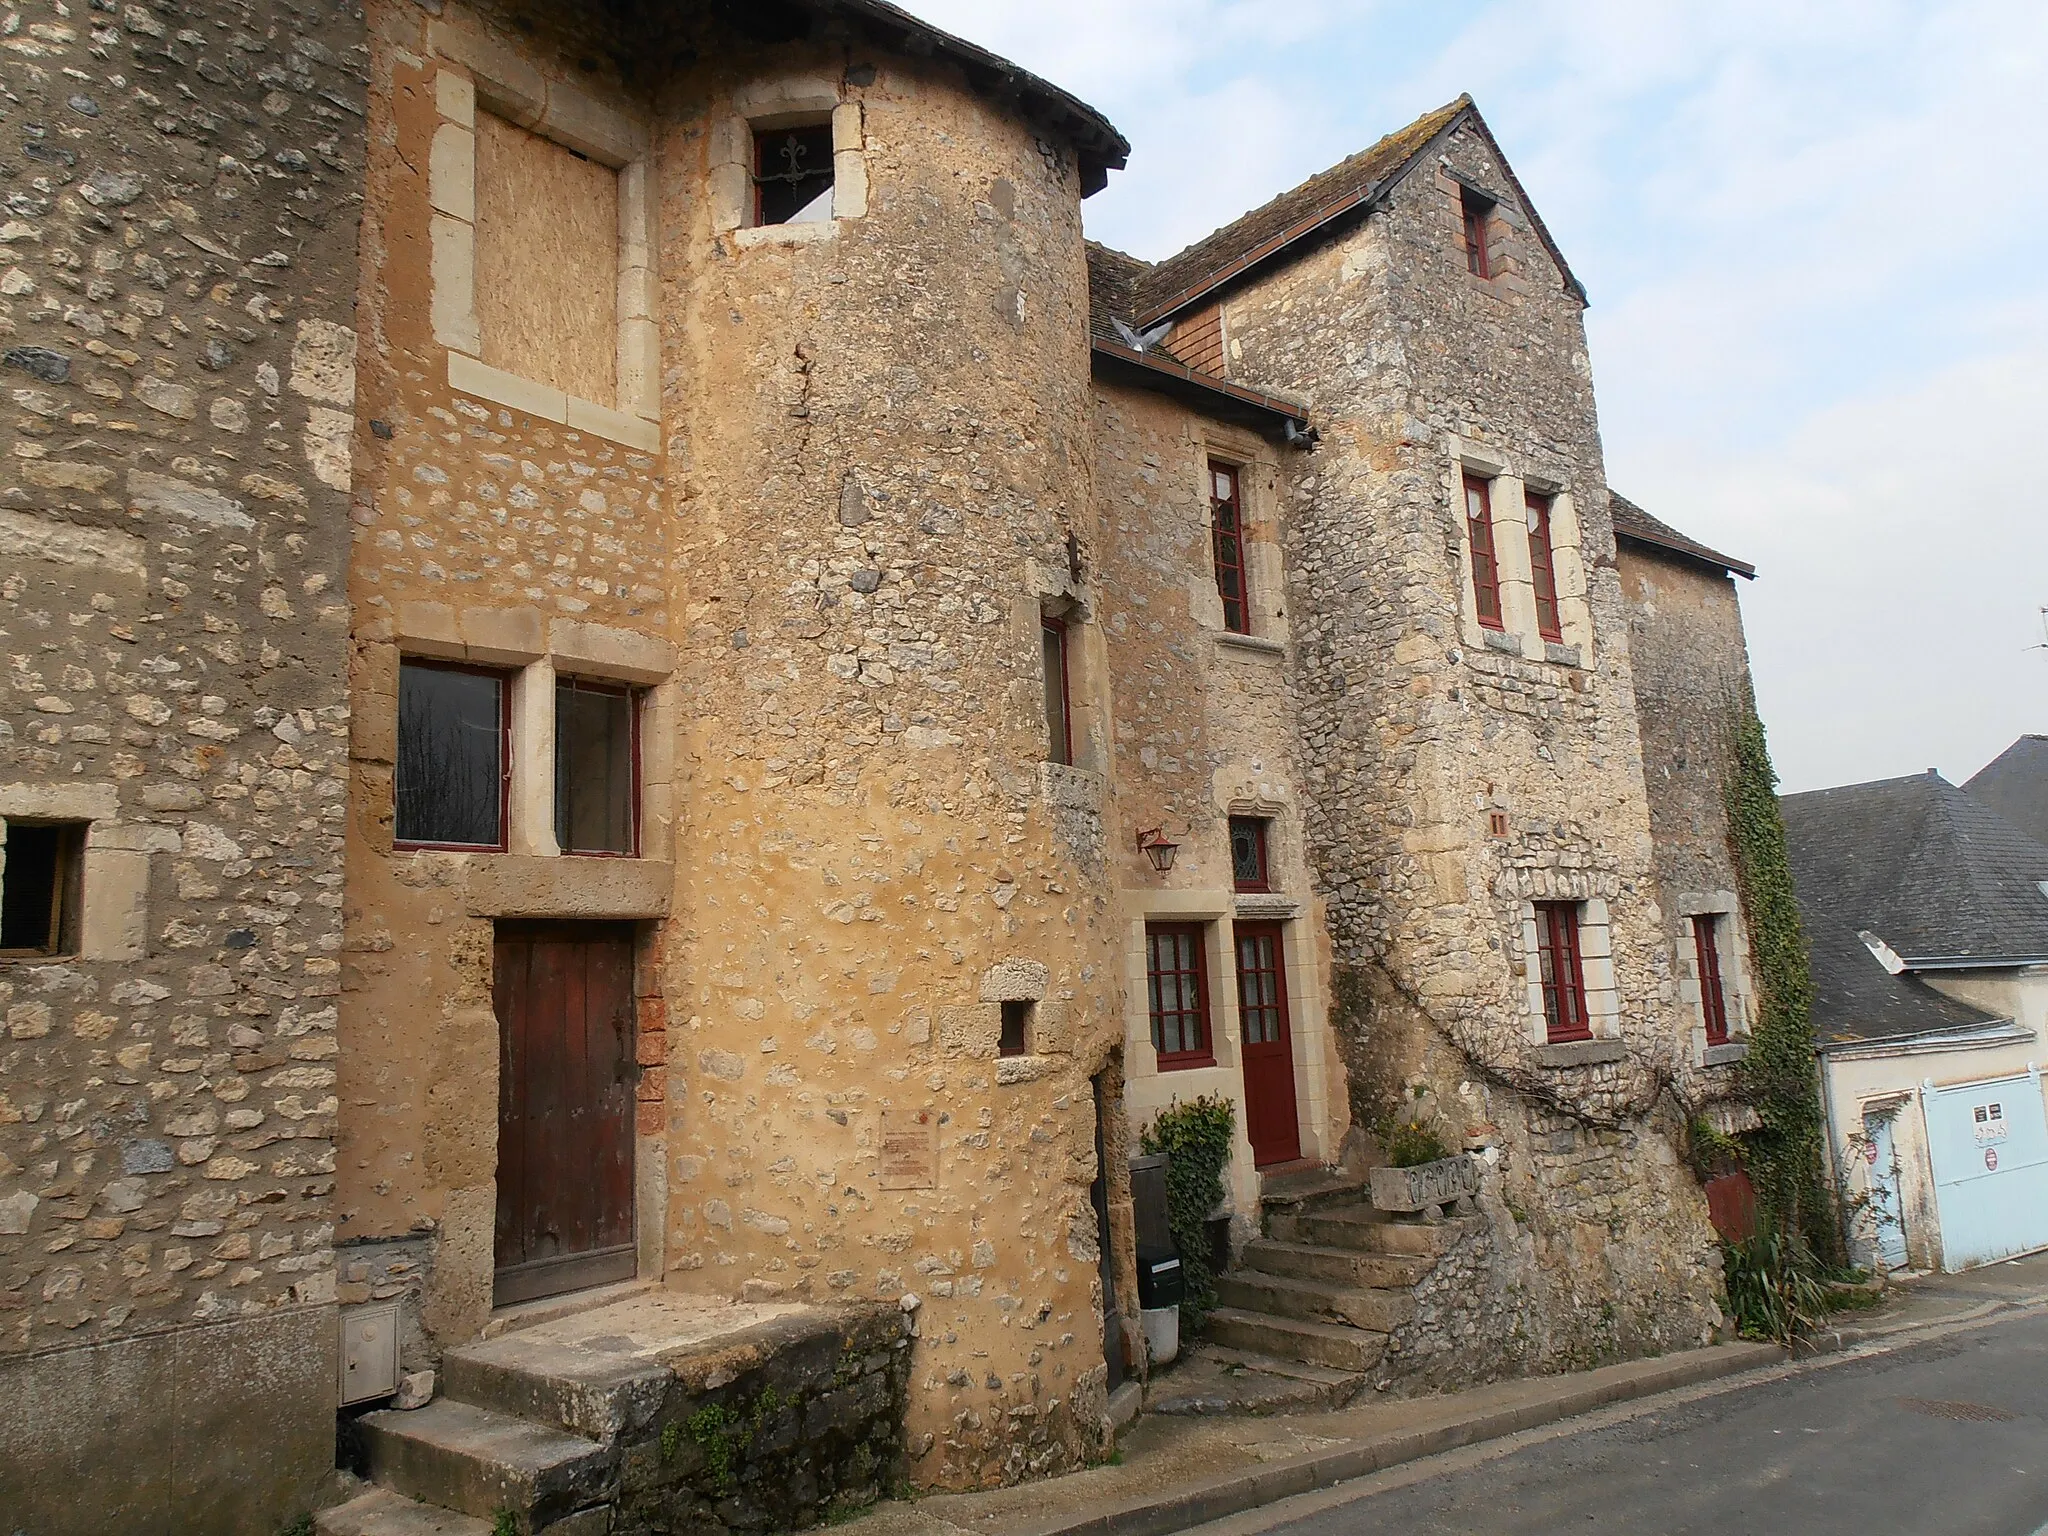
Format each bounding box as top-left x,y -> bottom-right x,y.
752,123 -> 835,226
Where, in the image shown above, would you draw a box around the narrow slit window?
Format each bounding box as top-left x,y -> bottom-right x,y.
396,661 -> 510,851
1229,816 -> 1271,893
0,820 -> 85,958
753,122 -> 835,226
555,678 -> 639,856
1535,901 -> 1591,1044
1210,462 -> 1251,634
1527,492 -> 1563,642
1461,185 -> 1495,278
1146,922 -> 1213,1068
1465,473 -> 1504,630
1695,914 -> 1731,1046
999,1000 -> 1032,1058
1042,613 -> 1073,767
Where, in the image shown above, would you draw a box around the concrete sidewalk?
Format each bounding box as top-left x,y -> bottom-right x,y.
840,1250 -> 2048,1536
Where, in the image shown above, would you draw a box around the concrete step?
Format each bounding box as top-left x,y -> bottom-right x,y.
315,1487 -> 493,1536
358,1398 -> 616,1531
1240,1238 -> 1433,1290
1145,1343 -> 1364,1416
1203,1307 -> 1388,1373
1215,1270 -> 1416,1333
440,1334 -> 674,1445
1278,1209 -> 1475,1256
1257,1166 -> 1369,1217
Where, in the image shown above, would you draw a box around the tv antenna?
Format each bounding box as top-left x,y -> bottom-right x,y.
2032,607 -> 2048,652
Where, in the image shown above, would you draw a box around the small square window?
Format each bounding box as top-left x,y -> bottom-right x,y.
999,1000 -> 1032,1058
754,122 -> 835,226
396,661 -> 510,851
1229,816 -> 1270,892
555,678 -> 639,856
0,820 -> 86,958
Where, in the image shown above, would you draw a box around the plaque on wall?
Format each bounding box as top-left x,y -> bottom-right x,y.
879,1110 -> 939,1190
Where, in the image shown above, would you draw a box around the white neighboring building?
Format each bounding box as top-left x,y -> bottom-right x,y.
1783,771 -> 2048,1273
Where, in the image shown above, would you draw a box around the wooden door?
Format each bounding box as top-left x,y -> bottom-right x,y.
1234,922 -> 1301,1167
493,922 -> 638,1306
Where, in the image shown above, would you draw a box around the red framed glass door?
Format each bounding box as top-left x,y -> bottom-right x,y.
1234,922 -> 1301,1167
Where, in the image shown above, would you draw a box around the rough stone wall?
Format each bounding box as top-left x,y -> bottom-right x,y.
1216,121 -> 1722,1368
652,26 -> 1126,1490
337,0 -> 672,1358
0,0 -> 366,1522
1090,376 -> 1347,1216
1616,541 -> 1759,1098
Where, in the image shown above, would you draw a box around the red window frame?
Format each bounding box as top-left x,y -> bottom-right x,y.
1526,492 -> 1563,642
554,676 -> 642,859
1535,901 -> 1591,1044
1042,613 -> 1073,766
1146,922 -> 1215,1069
393,659 -> 512,854
1695,914 -> 1731,1046
1210,461 -> 1251,634
1229,816 -> 1270,893
1464,473 -> 1504,630
1462,187 -> 1493,278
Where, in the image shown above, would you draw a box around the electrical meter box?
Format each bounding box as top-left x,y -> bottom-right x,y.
339,1302 -> 400,1405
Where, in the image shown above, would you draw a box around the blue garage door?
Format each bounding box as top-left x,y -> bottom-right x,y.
1924,1072 -> 2048,1272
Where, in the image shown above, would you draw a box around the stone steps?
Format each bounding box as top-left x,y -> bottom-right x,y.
1144,1344 -> 1365,1416
1204,1307 -> 1388,1373
1214,1269 -> 1416,1333
357,1398 -> 615,1532
1239,1238 -> 1434,1290
1273,1208 -> 1475,1256
315,1487 -> 495,1536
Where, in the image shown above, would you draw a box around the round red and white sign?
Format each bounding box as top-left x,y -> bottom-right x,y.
1985,1148 -> 2000,1172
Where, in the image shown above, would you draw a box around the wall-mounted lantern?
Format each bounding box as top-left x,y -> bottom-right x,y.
1136,827 -> 1179,874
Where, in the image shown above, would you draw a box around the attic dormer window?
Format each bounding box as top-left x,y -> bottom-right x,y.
1461,185 -> 1495,278
754,122 -> 835,225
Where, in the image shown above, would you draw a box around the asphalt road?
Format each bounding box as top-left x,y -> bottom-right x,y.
1214,1312 -> 2048,1536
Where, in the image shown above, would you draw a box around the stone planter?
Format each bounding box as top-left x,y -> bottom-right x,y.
1369,1155 -> 1480,1221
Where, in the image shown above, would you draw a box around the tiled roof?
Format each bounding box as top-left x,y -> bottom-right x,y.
1609,493 -> 1755,579
1965,735 -> 2048,848
1128,96 -> 1583,326
1085,242 -> 1150,346
1781,772 -> 2048,968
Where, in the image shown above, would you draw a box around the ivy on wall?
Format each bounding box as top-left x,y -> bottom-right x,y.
1722,703 -> 1837,1260
1139,1096 -> 1235,1324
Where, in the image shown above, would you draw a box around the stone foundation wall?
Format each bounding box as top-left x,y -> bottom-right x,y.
614,1305 -> 910,1535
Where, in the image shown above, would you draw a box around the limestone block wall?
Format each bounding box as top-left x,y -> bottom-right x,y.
649,24 -> 1129,1491
1617,544 -> 1760,1089
1091,378 -> 1346,1224
338,0 -> 675,1356
1217,120 -> 1722,1369
0,0 -> 366,1522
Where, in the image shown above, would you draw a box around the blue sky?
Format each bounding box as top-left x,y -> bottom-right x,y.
900,0 -> 2048,792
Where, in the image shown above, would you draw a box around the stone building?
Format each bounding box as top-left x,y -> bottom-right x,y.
0,1 -> 1775,1529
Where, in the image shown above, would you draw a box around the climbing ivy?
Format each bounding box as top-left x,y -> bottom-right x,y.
1139,1095 -> 1235,1324
1721,703 -> 1836,1261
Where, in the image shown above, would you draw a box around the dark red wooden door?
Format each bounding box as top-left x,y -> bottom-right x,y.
1234,922 -> 1301,1167
493,922 -> 638,1306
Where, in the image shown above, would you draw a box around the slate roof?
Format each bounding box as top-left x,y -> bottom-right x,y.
1609,493 -> 1755,580
1127,96 -> 1584,327
1799,917 -> 2005,1047
1965,736 -> 2048,848
1781,772 -> 2048,968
